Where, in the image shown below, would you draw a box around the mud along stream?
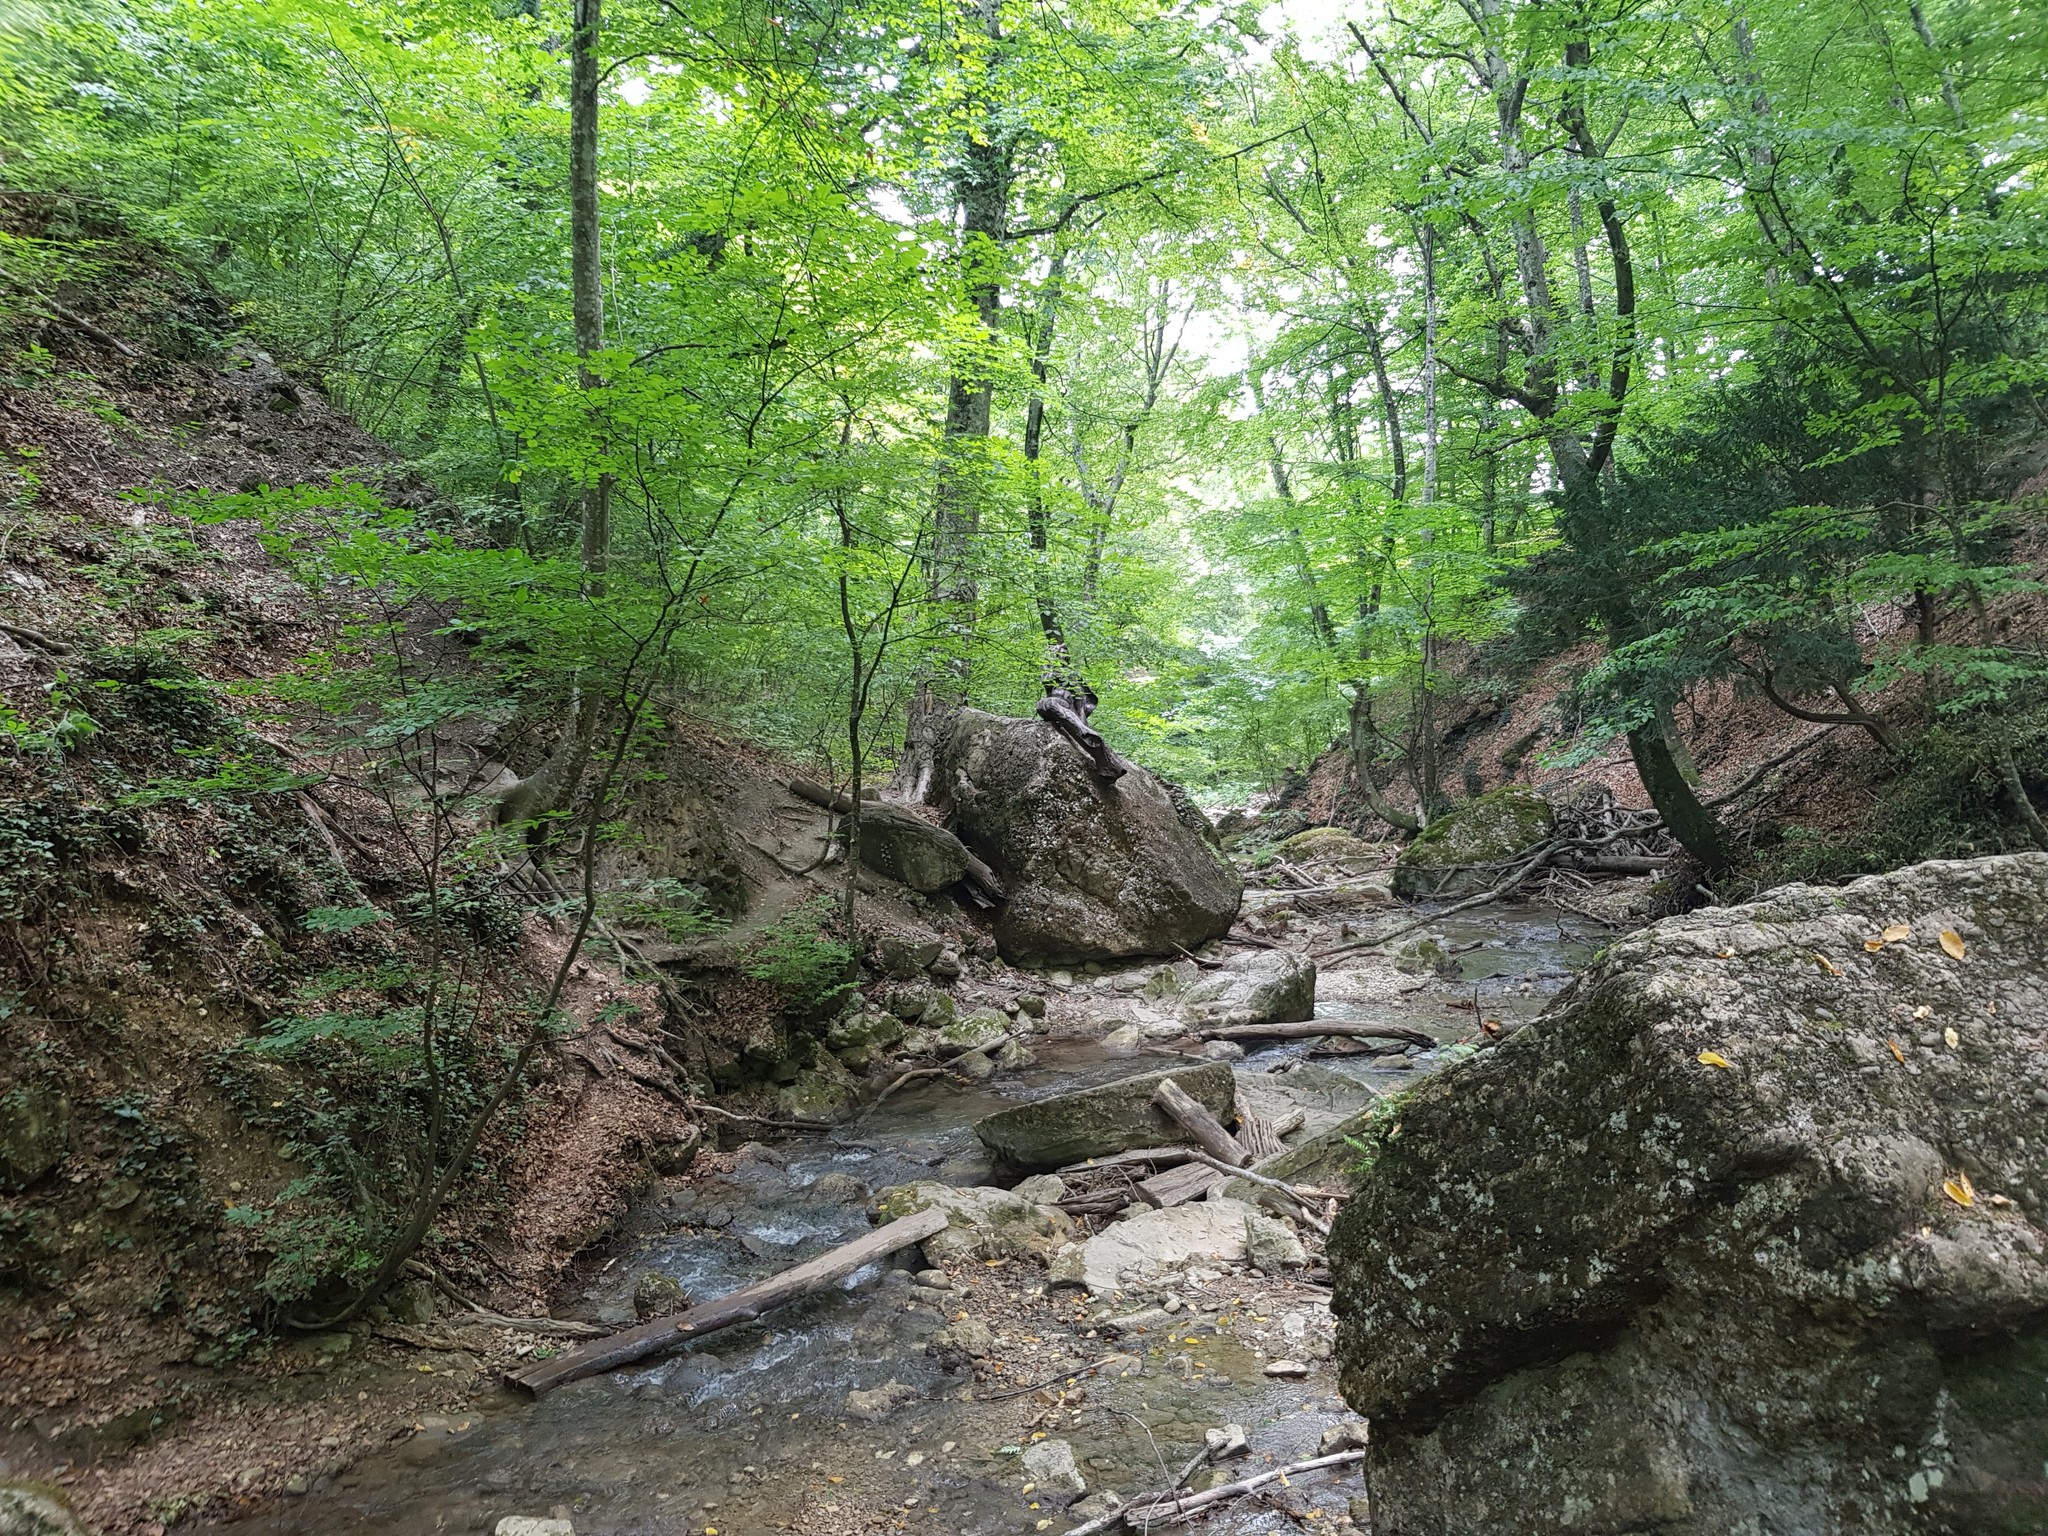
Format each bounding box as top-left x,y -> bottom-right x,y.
205,911 -> 1595,1536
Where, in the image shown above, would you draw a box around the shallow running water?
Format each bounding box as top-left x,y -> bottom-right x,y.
207,908 -> 1597,1536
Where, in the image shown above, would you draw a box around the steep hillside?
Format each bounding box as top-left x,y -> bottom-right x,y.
0,198 -> 980,1528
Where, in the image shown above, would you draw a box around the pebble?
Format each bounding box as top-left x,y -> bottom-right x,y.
1262,1359 -> 1311,1378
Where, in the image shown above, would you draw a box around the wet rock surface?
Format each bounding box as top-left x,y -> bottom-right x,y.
934,709 -> 1242,964
1330,853 -> 2048,1536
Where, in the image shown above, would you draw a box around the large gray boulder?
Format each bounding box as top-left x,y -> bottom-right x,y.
1328,853 -> 2048,1536
933,709 -> 1241,964
975,1063 -> 1235,1171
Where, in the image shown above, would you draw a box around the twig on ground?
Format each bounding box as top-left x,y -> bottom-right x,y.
1063,1449 -> 1368,1535
972,1352 -> 1133,1403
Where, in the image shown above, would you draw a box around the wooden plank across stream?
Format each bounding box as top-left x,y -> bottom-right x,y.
504,1207 -> 949,1398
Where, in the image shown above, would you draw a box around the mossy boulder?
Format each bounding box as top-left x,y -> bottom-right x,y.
776,1053 -> 859,1122
1329,853 -> 2048,1536
937,1007 -> 1011,1057
974,1063 -> 1236,1171
1390,784 -> 1554,899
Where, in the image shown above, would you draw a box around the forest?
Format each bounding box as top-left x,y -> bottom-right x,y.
2,0 -> 2046,1533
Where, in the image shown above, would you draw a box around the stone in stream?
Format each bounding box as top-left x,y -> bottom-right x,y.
630,1270 -> 687,1320
932,708 -> 1241,965
1051,1198 -> 1255,1295
1177,948 -> 1316,1026
872,1182 -> 1075,1265
843,1380 -> 921,1421
1069,1491 -> 1124,1522
1204,1423 -> 1251,1460
1329,852 -> 2048,1536
1021,1438 -> 1087,1498
1388,782 -> 1554,899
1244,1210 -> 1308,1272
973,1063 -> 1236,1170
927,1316 -> 996,1367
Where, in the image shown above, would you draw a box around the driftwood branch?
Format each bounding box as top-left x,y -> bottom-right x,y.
1152,1079 -> 1249,1167
1064,1448 -> 1368,1535
505,1207 -> 948,1396
0,620 -> 71,654
1197,1021 -> 1435,1048
1182,1149 -> 1333,1234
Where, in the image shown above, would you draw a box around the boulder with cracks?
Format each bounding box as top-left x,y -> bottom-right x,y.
1329,853 -> 2048,1536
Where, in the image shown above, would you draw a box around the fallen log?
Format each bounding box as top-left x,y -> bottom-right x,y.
504,1207 -> 948,1397
1137,1160 -> 1225,1209
1152,1079 -> 1249,1168
1056,1145 -> 1195,1176
1556,852 -> 1668,875
1197,1021 -> 1436,1048
1064,1448 -> 1368,1535
789,776 -> 855,812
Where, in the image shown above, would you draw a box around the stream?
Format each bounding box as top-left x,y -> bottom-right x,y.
205,909 -> 1596,1536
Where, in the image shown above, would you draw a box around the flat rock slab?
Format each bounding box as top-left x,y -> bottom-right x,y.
974,1063 -> 1236,1171
1059,1197 -> 1254,1294
1179,949 -> 1316,1025
1233,1064 -> 1377,1140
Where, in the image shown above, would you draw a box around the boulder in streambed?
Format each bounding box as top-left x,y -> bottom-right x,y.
873,1181 -> 1075,1264
1021,1439 -> 1087,1500
933,708 -> 1241,964
1329,852 -> 2048,1536
1389,783 -> 1553,899
1177,949 -> 1315,1026
1050,1197 -> 1255,1294
973,1063 -> 1236,1171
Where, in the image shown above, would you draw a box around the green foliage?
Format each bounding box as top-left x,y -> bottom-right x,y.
743,898 -> 854,1018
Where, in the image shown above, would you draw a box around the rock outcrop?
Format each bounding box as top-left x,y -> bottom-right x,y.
933,708 -> 1241,964
974,1064 -> 1236,1171
1389,782 -> 1553,899
1328,854 -> 2048,1536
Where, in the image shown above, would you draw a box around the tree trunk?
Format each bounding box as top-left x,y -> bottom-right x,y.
1348,687 -> 1423,835
1023,251 -> 1068,650
497,0 -> 609,832
570,0 -> 611,588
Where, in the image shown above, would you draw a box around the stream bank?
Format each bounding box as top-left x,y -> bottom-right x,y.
190,908 -> 1595,1536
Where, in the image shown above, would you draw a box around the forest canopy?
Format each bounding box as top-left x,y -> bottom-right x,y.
5,0 -> 2046,862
